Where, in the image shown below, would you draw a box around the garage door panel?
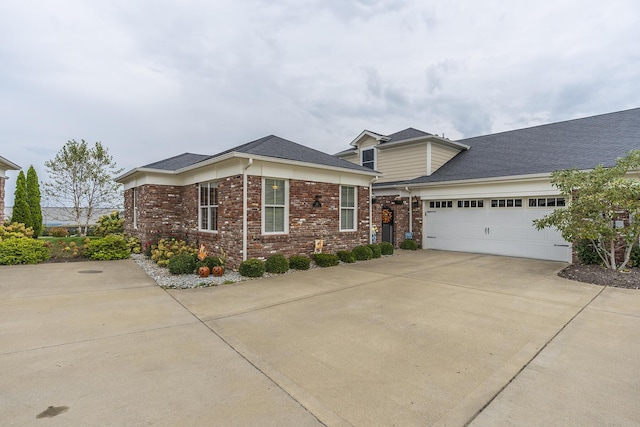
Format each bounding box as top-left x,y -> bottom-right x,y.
424,203 -> 571,262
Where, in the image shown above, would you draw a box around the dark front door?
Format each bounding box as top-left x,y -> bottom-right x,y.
382,205 -> 394,244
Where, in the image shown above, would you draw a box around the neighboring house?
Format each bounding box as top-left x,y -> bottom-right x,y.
0,156 -> 21,223
116,135 -> 378,268
119,108 -> 639,266
337,108 -> 640,262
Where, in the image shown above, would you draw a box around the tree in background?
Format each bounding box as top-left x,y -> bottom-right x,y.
534,150 -> 640,271
44,140 -> 124,236
26,166 -> 43,236
10,170 -> 33,228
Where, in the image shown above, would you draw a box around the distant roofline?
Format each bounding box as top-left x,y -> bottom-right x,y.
0,156 -> 21,171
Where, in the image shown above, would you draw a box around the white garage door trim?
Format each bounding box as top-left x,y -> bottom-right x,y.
422,197 -> 572,262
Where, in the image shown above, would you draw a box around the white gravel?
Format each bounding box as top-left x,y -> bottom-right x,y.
131,254 -> 245,289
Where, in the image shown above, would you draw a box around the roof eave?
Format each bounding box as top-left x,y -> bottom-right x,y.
0,156 -> 21,171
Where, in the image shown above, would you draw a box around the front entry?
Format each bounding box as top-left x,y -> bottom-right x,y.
381,205 -> 394,245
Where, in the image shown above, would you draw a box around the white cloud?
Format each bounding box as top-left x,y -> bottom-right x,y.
1,0 -> 639,206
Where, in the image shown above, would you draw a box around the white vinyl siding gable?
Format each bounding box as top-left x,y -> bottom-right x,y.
377,144 -> 428,182
431,144 -> 460,173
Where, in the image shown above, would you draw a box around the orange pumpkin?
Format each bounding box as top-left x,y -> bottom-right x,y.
211,266 -> 224,277
198,266 -> 210,277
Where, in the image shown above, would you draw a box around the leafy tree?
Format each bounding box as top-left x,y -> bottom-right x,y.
44,140 -> 124,236
26,166 -> 43,237
533,150 -> 640,271
10,170 -> 32,228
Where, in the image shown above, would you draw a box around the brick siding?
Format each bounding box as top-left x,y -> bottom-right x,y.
125,177 -> 372,269
371,195 -> 422,248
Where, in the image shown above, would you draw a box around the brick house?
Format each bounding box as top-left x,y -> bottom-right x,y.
119,108 -> 639,266
0,156 -> 21,223
116,136 -> 378,268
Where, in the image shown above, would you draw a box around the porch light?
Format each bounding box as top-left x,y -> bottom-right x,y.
313,194 -> 322,207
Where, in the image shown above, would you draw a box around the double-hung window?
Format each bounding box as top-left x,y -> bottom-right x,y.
199,182 -> 218,231
361,148 -> 375,170
264,178 -> 288,234
340,186 -> 357,231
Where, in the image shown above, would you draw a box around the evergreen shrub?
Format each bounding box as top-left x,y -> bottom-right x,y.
167,253 -> 197,274
337,250 -> 356,263
86,234 -> 131,260
265,254 -> 289,274
289,255 -> 311,270
368,243 -> 382,258
352,245 -> 373,260
313,253 -> 340,267
400,239 -> 418,250
379,241 -> 394,255
239,258 -> 266,277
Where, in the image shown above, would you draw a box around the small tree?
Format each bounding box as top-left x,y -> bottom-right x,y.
10,170 -> 32,228
533,150 -> 640,270
26,166 -> 43,237
44,140 -> 124,236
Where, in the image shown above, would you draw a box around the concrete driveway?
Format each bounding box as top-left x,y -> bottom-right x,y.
2,251 -> 640,426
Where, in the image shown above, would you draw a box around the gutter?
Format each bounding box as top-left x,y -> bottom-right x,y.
242,158 -> 253,262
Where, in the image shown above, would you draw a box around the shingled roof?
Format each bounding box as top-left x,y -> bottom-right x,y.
403,108 -> 640,185
140,135 -> 374,174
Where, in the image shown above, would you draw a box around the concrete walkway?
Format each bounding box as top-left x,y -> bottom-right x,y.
1,251 -> 639,426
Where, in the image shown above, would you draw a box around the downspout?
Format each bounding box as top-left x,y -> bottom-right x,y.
405,186 -> 413,234
243,158 -> 253,262
369,176 -> 379,243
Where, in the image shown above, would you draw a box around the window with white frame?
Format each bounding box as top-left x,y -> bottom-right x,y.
264,178 -> 288,234
199,182 -> 218,231
361,148 -> 375,170
133,187 -> 138,229
340,186 -> 357,231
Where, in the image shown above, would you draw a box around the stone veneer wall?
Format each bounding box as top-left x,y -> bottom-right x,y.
0,176 -> 5,222
125,176 -> 371,269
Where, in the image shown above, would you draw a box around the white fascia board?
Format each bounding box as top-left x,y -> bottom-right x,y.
378,135 -> 470,151
349,130 -> 389,147
0,156 -> 21,171
230,153 -> 379,178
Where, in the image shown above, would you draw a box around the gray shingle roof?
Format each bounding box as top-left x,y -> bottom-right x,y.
143,153 -> 211,170
404,108 -> 640,185
144,135 -> 375,174
385,127 -> 432,143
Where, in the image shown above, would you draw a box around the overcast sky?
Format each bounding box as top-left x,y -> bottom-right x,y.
2,0 -> 639,206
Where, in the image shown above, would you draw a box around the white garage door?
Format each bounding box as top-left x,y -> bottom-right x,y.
423,197 -> 571,262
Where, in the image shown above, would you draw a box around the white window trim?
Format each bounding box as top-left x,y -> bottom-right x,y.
340,185 -> 357,231
361,147 -> 376,170
262,178 -> 289,235
198,181 -> 219,232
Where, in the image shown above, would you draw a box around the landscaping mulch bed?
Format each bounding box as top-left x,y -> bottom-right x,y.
559,264 -> 640,289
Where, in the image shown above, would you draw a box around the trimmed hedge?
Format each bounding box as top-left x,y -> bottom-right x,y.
289,255 -> 311,270
168,253 -> 196,274
266,254 -> 289,274
352,245 -> 373,261
0,238 -> 50,265
239,258 -> 266,277
86,234 -> 131,260
368,243 -> 382,258
400,239 -> 418,250
379,241 -> 394,255
313,253 -> 340,267
337,250 -> 356,263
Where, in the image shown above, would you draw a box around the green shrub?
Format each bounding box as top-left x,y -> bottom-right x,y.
0,222 -> 34,240
0,238 -> 50,265
125,235 -> 141,254
167,253 -> 197,274
379,241 -> 394,255
195,256 -> 224,271
86,234 -> 131,260
368,243 -> 382,258
239,258 -> 266,277
48,227 -> 69,237
313,253 -> 340,267
400,239 -> 418,250
337,250 -> 355,263
631,244 -> 640,267
575,239 -> 600,265
352,245 -> 373,261
95,211 -> 124,237
265,254 -> 289,274
289,255 -> 311,270
150,238 -> 198,267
